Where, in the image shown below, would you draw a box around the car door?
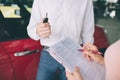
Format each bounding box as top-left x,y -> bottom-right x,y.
0,39 -> 42,80
0,43 -> 15,80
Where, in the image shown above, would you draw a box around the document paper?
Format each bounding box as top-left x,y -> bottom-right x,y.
47,37 -> 105,80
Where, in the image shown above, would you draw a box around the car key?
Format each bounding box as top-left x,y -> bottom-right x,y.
43,13 -> 48,23
43,13 -> 50,38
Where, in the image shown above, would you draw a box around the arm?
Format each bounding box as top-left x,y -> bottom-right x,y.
105,40 -> 120,80
81,0 -> 95,44
27,0 -> 51,40
27,0 -> 42,40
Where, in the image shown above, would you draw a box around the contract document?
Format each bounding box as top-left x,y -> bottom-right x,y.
47,37 -> 105,80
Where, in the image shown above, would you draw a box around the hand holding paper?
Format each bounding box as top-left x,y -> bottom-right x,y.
47,37 -> 105,80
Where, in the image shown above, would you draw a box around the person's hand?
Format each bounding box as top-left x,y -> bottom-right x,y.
82,43 -> 98,61
83,42 -> 98,51
82,43 -> 104,64
83,50 -> 104,64
66,67 -> 83,80
36,21 -> 51,38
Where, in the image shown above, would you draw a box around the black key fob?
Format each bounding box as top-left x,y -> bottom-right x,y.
43,18 -> 48,23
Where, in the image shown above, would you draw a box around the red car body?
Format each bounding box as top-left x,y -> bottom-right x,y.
0,39 -> 42,80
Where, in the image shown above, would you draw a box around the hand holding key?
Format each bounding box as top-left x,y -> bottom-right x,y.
36,13 -> 51,38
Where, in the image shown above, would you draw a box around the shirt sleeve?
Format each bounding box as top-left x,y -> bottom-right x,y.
105,40 -> 120,80
81,0 -> 95,44
27,0 -> 42,40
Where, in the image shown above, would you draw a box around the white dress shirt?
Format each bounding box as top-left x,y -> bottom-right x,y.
27,0 -> 94,47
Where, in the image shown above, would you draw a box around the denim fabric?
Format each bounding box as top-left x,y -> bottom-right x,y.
36,50 -> 67,80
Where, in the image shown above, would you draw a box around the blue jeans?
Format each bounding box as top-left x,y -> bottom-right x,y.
36,50 -> 67,80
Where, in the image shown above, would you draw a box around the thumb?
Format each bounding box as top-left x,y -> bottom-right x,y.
73,66 -> 80,75
85,50 -> 95,57
75,66 -> 79,72
73,66 -> 83,80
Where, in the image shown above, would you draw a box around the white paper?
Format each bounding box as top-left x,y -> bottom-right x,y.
47,37 -> 105,80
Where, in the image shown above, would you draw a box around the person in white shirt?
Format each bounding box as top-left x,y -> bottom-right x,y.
27,0 -> 94,80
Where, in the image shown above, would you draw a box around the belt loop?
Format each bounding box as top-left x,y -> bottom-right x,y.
42,46 -> 49,50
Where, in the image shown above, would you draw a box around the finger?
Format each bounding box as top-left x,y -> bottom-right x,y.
66,71 -> 70,77
83,50 -> 90,57
83,42 -> 91,48
39,31 -> 51,38
38,27 -> 51,34
84,50 -> 92,56
83,53 -> 91,61
83,52 -> 89,60
73,67 -> 80,77
73,67 -> 83,80
86,54 -> 92,61
75,66 -> 80,72
45,22 -> 50,26
83,43 -> 98,51
66,71 -> 74,80
38,26 -> 51,32
83,51 -> 93,61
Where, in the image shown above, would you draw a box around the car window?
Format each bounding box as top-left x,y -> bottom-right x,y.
0,19 -> 29,42
0,0 -> 33,6
0,0 -> 33,42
